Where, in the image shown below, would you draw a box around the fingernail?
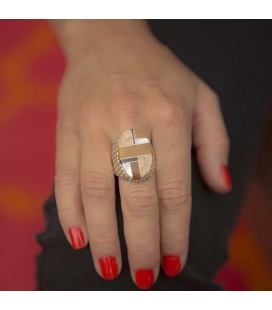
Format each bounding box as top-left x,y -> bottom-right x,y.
99,256 -> 119,280
135,269 -> 154,289
163,255 -> 181,277
221,165 -> 232,190
68,228 -> 84,250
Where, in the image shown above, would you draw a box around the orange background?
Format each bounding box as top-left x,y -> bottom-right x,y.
0,20 -> 272,290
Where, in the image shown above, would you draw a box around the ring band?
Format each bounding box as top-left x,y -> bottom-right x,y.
111,128 -> 155,182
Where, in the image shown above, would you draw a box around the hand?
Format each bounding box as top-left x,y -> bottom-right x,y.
52,20 -> 231,289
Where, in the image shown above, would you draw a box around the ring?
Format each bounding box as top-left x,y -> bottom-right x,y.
111,129 -> 155,182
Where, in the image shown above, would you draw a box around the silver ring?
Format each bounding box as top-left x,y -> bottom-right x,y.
111,128 -> 155,183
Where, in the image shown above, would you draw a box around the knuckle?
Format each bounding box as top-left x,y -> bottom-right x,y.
158,181 -> 191,214
90,233 -> 118,248
56,118 -> 77,135
59,206 -> 82,220
129,244 -> 159,261
215,135 -> 230,150
80,99 -> 103,125
226,136 -> 230,149
221,136 -> 230,149
210,90 -> 220,104
161,235 -> 187,253
110,93 -> 139,120
156,100 -> 185,126
60,206 -> 76,215
125,190 -> 157,219
161,232 -> 184,246
54,165 -> 78,188
81,171 -> 114,201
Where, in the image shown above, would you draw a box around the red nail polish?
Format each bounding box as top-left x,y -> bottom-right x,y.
99,256 -> 118,280
68,228 -> 84,250
221,165 -> 232,190
135,269 -> 154,289
163,255 -> 181,277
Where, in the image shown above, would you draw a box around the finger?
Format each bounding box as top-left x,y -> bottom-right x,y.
118,128 -> 160,290
54,123 -> 88,250
151,100 -> 192,277
80,125 -> 121,280
193,80 -> 232,193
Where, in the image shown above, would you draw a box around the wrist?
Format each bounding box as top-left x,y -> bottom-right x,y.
50,19 -> 157,65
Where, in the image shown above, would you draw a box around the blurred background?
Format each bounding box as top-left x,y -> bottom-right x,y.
0,19 -> 272,291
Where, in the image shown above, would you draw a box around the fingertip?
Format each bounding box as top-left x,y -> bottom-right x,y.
208,165 -> 233,194
135,269 -> 154,289
163,255 -> 182,277
196,157 -> 233,195
98,256 -> 119,280
68,227 -> 87,250
221,165 -> 233,191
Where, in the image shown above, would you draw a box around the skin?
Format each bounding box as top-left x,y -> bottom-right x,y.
51,20 -> 231,288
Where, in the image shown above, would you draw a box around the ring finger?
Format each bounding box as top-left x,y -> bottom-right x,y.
117,128 -> 160,290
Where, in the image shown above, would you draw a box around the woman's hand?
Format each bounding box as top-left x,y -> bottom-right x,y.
52,20 -> 232,289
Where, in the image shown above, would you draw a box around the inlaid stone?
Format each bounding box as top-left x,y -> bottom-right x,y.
112,129 -> 155,181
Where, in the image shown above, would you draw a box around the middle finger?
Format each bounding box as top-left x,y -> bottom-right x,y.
117,128 -> 160,290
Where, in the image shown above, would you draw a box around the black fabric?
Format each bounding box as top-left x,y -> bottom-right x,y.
35,20 -> 272,290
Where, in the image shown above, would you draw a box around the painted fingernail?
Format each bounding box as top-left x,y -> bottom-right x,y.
68,228 -> 84,250
221,165 -> 232,190
135,269 -> 154,289
99,256 -> 119,280
163,255 -> 181,277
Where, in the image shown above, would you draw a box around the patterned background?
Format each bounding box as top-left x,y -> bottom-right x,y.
0,20 -> 272,290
